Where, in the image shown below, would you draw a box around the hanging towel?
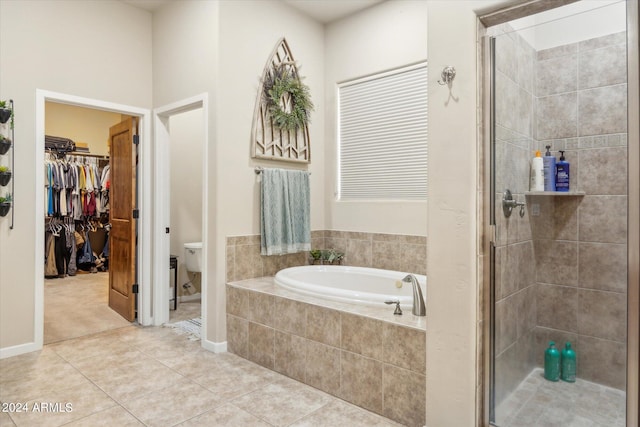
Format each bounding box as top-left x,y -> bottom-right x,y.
260,168 -> 311,256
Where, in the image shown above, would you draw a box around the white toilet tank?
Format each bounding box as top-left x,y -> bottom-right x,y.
184,242 -> 203,273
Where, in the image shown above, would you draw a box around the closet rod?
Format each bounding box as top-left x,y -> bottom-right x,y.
67,152 -> 109,160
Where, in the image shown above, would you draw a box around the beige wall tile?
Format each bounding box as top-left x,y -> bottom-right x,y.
235,244 -> 263,280
578,289 -> 626,342
578,335 -> 626,390
578,85 -> 627,136
536,93 -> 577,140
534,240 -> 578,286
578,32 -> 625,51
274,331 -> 306,383
225,245 -> 235,283
324,237 -> 347,254
248,322 -> 274,369
371,240 -> 400,271
536,284 -> 578,332
248,291 -> 274,327
346,239 -> 372,267
578,196 -> 627,244
306,305 -> 341,347
578,147 -> 627,195
398,243 -> 427,275
274,297 -> 306,337
515,285 -> 536,339
578,242 -> 627,293
341,313 -> 383,360
305,341 -> 340,394
496,297 -> 518,355
578,44 -> 627,90
537,54 -> 577,97
382,324 -> 426,374
226,315 -> 248,358
382,364 -> 426,427
339,351 -> 383,414
226,286 -> 249,319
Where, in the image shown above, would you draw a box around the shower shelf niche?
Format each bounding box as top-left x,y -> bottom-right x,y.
525,191 -> 585,197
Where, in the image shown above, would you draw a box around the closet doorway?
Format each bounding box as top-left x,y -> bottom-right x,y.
43,101 -> 139,344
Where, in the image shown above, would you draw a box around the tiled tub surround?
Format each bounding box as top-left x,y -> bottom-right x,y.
493,27 -> 628,412
226,231 -> 427,282
226,278 -> 426,427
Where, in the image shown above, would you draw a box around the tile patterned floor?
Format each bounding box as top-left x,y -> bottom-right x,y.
0,325 -> 400,426
45,272 -> 202,345
44,273 -> 130,344
495,368 -> 626,427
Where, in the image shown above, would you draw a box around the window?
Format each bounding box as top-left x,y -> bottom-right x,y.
338,63 -> 428,200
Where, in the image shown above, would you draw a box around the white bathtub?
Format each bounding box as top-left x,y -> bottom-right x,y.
274,265 -> 426,309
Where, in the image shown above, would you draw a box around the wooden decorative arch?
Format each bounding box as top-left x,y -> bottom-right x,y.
251,38 -> 311,163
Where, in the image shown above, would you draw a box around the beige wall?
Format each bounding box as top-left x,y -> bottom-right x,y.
45,102 -> 123,156
426,1 -> 506,426
215,0 -> 325,341
324,0 -> 428,236
152,0 -> 219,338
0,0 -> 152,350
169,109 -> 204,296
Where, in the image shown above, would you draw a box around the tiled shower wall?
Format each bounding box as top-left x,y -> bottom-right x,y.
493,28 -> 628,405
532,31 -> 627,390
226,230 -> 427,282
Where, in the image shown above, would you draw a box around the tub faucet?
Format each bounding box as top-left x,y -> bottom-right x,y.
403,274 -> 426,316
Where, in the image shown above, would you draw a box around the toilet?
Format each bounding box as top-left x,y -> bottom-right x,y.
183,242 -> 203,273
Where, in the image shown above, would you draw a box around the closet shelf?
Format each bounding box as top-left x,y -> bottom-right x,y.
525,191 -> 585,197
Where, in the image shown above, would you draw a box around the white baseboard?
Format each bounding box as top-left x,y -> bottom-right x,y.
202,338 -> 227,353
178,293 -> 201,303
0,341 -> 42,359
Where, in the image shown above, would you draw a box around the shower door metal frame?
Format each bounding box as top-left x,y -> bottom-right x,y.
626,1 -> 639,424
478,1 -> 640,426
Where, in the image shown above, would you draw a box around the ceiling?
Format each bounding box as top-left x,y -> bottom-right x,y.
283,0 -> 384,24
121,0 -> 384,23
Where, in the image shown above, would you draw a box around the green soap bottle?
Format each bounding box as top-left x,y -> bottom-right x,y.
561,342 -> 576,382
544,341 -> 560,381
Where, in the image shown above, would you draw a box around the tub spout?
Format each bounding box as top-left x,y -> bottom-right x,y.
402,274 -> 426,316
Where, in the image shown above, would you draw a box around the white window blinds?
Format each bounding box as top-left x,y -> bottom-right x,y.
338,63 -> 428,200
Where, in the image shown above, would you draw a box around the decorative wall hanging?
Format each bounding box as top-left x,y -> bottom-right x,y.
251,38 -> 313,163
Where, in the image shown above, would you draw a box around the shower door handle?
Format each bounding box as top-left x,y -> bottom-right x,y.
502,189 -> 525,218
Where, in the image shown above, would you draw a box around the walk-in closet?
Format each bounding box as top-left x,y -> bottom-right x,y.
43,102 -> 129,344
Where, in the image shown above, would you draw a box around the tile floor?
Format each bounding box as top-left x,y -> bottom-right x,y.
27,271 -> 397,425
44,273 -> 130,344
0,324 -> 400,426
495,368 -> 626,427
45,272 -> 202,345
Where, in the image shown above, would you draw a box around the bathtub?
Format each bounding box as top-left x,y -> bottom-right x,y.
274,265 -> 426,309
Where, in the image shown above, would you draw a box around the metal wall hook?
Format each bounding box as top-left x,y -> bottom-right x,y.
502,189 -> 525,218
437,66 -> 456,85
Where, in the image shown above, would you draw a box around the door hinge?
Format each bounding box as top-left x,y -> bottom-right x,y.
133,209 -> 139,219
132,284 -> 139,294
133,135 -> 140,145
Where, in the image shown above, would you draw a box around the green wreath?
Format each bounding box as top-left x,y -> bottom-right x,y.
264,65 -> 314,132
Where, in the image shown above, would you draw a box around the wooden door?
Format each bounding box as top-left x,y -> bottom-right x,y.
108,117 -> 137,321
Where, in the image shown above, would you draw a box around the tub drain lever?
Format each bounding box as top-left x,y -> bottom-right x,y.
385,300 -> 403,315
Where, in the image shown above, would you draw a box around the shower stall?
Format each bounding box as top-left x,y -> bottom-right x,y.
483,1 -> 638,426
